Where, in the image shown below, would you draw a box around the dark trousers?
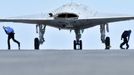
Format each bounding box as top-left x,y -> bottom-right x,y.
8,33 -> 20,49
120,38 -> 129,49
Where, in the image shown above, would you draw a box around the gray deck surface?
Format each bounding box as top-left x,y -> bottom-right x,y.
0,50 -> 134,75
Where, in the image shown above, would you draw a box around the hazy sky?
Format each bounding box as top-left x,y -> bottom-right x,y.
0,0 -> 134,49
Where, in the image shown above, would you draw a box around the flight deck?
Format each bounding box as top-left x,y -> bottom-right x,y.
0,50 -> 133,75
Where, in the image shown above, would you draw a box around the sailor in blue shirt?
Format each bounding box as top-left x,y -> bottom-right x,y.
3,26 -> 20,50
120,30 -> 131,49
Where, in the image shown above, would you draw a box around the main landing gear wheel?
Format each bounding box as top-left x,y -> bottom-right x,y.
74,40 -> 82,50
34,38 -> 40,50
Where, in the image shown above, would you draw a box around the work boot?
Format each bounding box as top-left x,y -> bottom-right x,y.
120,47 -> 125,49
18,46 -> 20,50
120,44 -> 125,49
126,44 -> 129,49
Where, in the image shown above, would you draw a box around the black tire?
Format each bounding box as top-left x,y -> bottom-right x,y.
105,37 -> 110,49
80,40 -> 82,50
74,40 -> 76,50
34,38 -> 40,49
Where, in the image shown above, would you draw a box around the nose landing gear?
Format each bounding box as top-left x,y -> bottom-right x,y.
74,29 -> 83,50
